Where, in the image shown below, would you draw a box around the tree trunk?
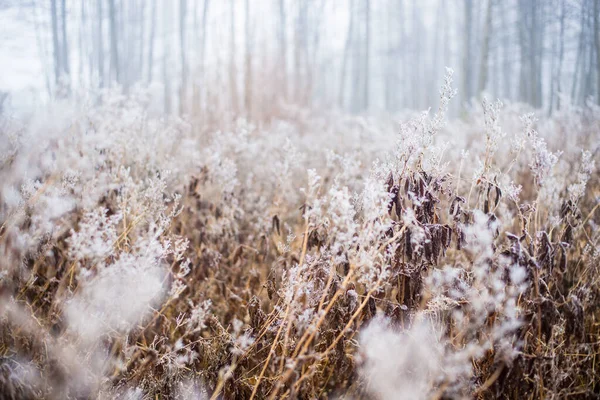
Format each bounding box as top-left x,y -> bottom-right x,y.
584,7 -> 595,102
229,0 -> 239,113
78,0 -> 84,83
363,0 -> 370,111
571,2 -> 586,102
147,0 -> 156,84
193,0 -> 210,114
556,0 -> 565,109
595,0 -> 600,104
32,0 -> 52,96
96,0 -> 104,87
534,0 -> 544,108
400,0 -> 406,108
108,0 -> 120,85
528,0 -> 537,105
431,1 -> 444,106
244,0 -> 252,116
179,0 -> 187,115
60,0 -> 69,77
339,0 -> 354,108
500,0 -> 510,99
478,0 -> 492,96
295,1 -> 309,105
548,0 -> 557,114
201,0 -> 210,77
412,2 -> 421,108
279,0 -> 288,100
550,0 -> 566,113
385,0 -> 396,111
138,0 -> 145,83
201,0 -> 210,71
50,0 -> 61,86
518,1 -> 530,104
492,10 -> 500,98
463,0 -> 473,106
163,1 -> 171,113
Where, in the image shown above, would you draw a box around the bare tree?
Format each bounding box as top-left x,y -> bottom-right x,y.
97,0 -> 105,87
478,0 -> 492,96
572,0 -> 593,104
147,0 -> 156,84
412,1 -> 422,108
294,1 -> 309,104
32,0 -> 52,96
363,0 -> 370,110
556,0 -> 566,109
307,1 -> 325,105
191,0 -> 210,114
279,0 -> 288,100
229,0 -> 238,113
200,0 -> 210,78
532,0 -> 544,108
463,0 -> 473,106
431,0 -> 444,106
244,0 -> 252,115
499,0 -> 511,100
550,0 -> 566,112
583,4 -> 595,101
384,0 -> 402,111
108,0 -> 119,84
50,0 -> 61,86
78,0 -> 84,82
571,2 -> 585,102
400,0 -> 407,109
350,0 -> 362,112
339,0 -> 354,108
595,0 -> 600,104
179,0 -> 187,115
32,0 -> 597,111
163,0 -> 171,113
60,0 -> 69,77
519,0 -> 539,106
138,0 -> 145,82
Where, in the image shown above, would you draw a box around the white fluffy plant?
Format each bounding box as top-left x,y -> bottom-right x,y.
359,211 -> 527,398
65,233 -> 168,342
357,86 -> 530,397
430,211 -> 526,394
358,315 -> 443,400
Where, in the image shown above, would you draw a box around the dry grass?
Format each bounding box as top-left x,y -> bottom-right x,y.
1,82 -> 599,399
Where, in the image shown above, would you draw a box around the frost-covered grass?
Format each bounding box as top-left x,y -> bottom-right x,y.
1,74 -> 600,399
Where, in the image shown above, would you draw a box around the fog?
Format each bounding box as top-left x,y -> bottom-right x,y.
2,1 -> 600,399
0,0 -> 599,116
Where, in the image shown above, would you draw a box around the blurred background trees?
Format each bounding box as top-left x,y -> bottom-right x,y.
2,0 -> 600,117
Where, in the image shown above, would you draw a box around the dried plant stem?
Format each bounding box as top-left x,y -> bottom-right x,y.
323,279 -> 382,357
268,270 -> 356,400
289,278 -> 383,394
210,359 -> 238,400
475,364 -> 505,394
299,220 -> 310,265
249,304 -> 290,400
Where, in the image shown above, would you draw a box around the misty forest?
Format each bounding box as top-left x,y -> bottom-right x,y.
1,0 -> 600,399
